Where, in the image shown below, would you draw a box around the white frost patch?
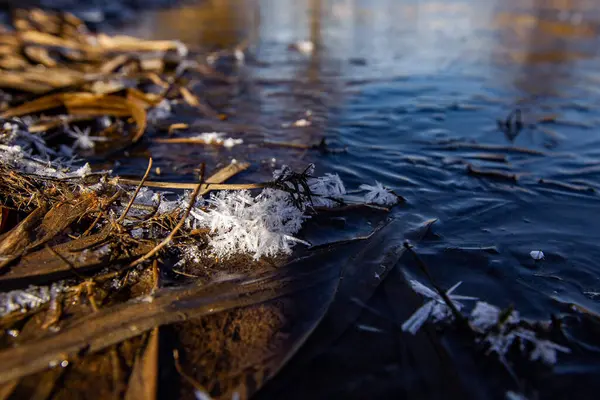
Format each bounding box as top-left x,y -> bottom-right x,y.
190,188 -> 308,260
1,121 -> 98,179
359,181 -> 398,206
530,250 -> 544,260
193,132 -> 243,148
470,301 -> 520,331
0,283 -> 64,316
283,118 -> 311,128
291,40 -> 315,55
401,280 -> 477,334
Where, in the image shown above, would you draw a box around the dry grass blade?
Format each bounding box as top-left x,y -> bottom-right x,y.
124,329 -> 159,400
23,46 -> 57,67
99,54 -> 130,74
168,123 -> 189,135
173,349 -> 212,396
0,380 -> 18,400
202,162 -> 250,188
116,180 -> 265,191
115,161 -> 256,192
0,93 -> 63,118
118,158 -> 153,224
96,34 -> 184,53
0,73 -> 55,93
1,92 -> 148,142
179,86 -> 218,118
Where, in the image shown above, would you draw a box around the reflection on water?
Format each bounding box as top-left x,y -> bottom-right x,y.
117,0 -> 257,48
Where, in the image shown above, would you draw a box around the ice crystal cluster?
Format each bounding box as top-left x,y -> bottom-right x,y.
1,120 -> 92,179
0,283 -> 64,317
402,279 -> 570,366
183,166 -> 358,259
190,188 -> 309,259
308,173 -> 346,207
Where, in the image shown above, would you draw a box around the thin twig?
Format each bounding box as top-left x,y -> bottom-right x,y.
45,244 -> 86,281
173,349 -> 212,395
127,165 -> 205,268
403,243 -> 468,328
117,158 -> 153,224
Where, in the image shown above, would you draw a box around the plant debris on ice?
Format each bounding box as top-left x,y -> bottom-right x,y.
0,9 -> 593,400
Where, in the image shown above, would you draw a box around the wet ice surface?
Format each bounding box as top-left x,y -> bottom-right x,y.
99,0 -> 600,397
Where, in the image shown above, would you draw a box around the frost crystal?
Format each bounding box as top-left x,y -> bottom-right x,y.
530,250 -> 544,260
67,126 -> 108,150
308,173 -> 346,207
470,301 -> 519,331
359,181 -> 398,206
514,329 -> 571,365
402,280 -> 477,334
190,188 -> 308,259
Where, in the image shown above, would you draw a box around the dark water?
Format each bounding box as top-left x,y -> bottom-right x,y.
104,0 -> 600,397
115,0 -> 600,317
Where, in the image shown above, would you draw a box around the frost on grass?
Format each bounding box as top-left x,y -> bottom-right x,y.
401,278 -> 571,366
1,119 -> 94,179
359,181 -> 398,206
0,283 -> 64,317
471,301 -> 570,366
190,188 -> 308,260
401,280 -> 477,334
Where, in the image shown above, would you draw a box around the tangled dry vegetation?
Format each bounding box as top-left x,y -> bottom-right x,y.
0,9 -> 405,400
2,9 -> 591,400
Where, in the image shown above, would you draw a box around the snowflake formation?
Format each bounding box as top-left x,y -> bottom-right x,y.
359,181 -> 398,205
